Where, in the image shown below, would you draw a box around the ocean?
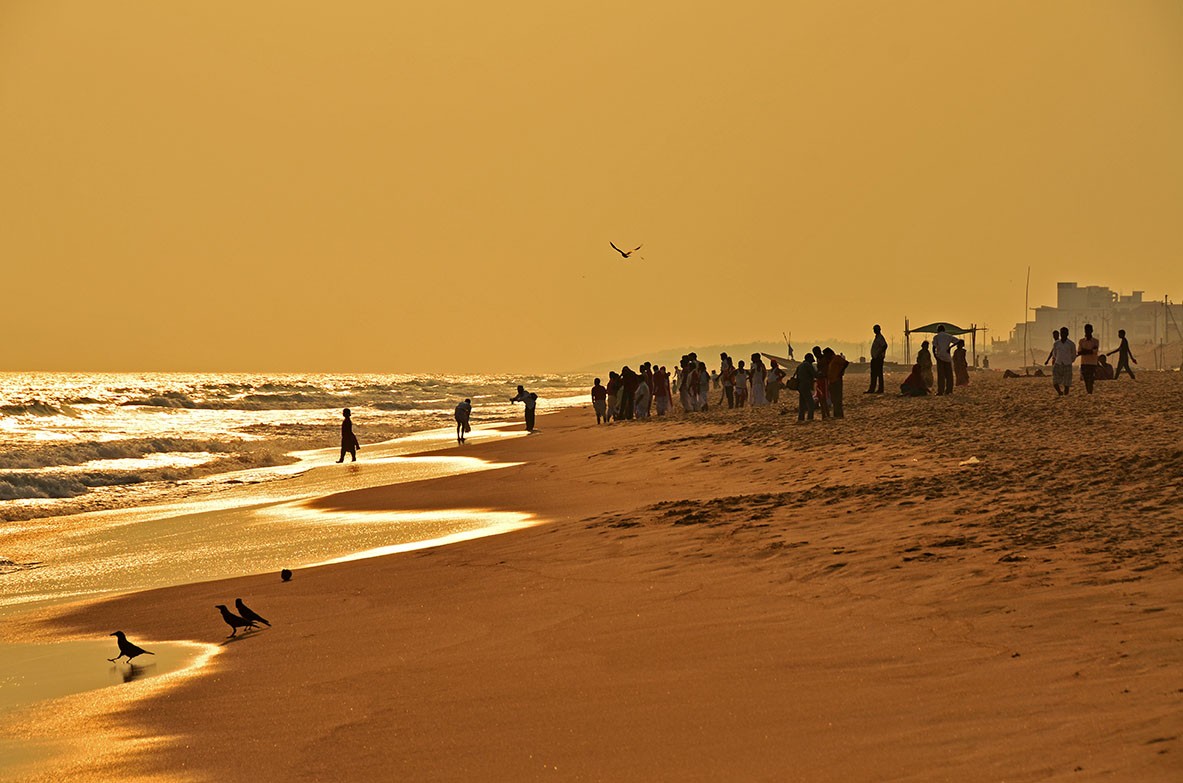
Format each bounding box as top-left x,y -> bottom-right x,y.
0,372 -> 590,523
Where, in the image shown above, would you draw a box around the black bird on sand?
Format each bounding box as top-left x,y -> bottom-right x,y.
609,241 -> 643,260
235,598 -> 270,627
108,631 -> 155,663
216,604 -> 258,638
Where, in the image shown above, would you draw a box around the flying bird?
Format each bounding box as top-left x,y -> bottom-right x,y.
235,598 -> 271,628
108,631 -> 155,664
216,604 -> 258,638
610,241 -> 643,260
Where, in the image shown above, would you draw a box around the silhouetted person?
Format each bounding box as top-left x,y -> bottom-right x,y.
280,568 -> 293,582
454,398 -> 472,444
336,408 -> 359,463
235,598 -> 271,627
1046,326 -> 1076,396
932,324 -> 957,395
1106,328 -> 1137,379
510,385 -> 538,431
1078,323 -> 1100,394
108,631 -> 154,663
216,604 -> 257,637
591,378 -> 608,424
866,324 -> 887,393
794,354 -> 819,422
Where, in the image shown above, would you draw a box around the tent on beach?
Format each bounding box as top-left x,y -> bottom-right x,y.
903,319 -> 987,366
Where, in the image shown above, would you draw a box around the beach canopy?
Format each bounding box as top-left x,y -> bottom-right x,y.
906,322 -> 974,336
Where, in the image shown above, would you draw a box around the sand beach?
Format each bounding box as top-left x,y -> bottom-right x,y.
3,372 -> 1180,781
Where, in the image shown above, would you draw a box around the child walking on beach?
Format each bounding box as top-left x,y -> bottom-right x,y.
336,408 -> 360,462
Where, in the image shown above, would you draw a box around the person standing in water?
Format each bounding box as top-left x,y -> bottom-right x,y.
510,385 -> 538,431
454,398 -> 472,444
1106,329 -> 1137,380
336,408 -> 360,463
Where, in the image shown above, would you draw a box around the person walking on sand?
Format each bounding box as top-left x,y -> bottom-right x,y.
1078,323 -> 1100,395
932,324 -> 957,396
591,378 -> 608,424
510,385 -> 538,431
1046,327 -> 1076,396
336,408 -> 360,463
454,398 -> 472,444
953,339 -> 970,387
866,324 -> 887,394
917,340 -> 934,391
1106,329 -> 1137,380
794,354 -> 819,422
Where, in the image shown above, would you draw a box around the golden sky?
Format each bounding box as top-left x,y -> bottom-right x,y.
2,1 -> 1181,371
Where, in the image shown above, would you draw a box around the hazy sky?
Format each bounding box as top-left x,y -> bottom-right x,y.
2,1 -> 1181,372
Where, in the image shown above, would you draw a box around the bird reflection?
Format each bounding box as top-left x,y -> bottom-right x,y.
114,661 -> 155,683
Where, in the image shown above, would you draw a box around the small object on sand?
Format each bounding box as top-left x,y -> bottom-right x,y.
216,604 -> 258,638
235,598 -> 271,627
959,456 -> 981,466
281,568 -> 292,582
108,631 -> 154,663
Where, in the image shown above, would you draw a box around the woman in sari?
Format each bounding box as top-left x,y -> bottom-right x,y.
917,340 -> 934,391
900,363 -> 929,397
953,340 -> 970,386
749,354 -> 768,406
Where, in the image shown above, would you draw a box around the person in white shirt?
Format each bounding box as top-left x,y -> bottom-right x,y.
1044,326 -> 1077,396
931,324 -> 958,396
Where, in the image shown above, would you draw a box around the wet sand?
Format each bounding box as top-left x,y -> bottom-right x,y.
7,372 -> 1183,781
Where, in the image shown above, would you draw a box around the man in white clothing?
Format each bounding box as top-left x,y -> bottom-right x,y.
931,324 -> 958,396
1044,326 -> 1077,396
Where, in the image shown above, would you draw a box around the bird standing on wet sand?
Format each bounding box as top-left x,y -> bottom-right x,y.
108,631 -> 155,663
235,598 -> 271,628
216,604 -> 258,637
610,241 -> 643,260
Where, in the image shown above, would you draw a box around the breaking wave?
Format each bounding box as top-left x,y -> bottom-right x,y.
0,401 -> 81,418
0,438 -> 236,470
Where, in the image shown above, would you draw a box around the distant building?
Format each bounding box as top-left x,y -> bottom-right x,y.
996,282 -> 1183,366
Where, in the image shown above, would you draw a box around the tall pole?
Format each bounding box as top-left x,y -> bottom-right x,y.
1024,266 -> 1031,374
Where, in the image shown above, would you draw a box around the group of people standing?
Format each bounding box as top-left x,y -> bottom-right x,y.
1043,324 -> 1136,395
900,324 -> 971,397
591,348 -> 852,425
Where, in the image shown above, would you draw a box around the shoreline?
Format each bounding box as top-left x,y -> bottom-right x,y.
8,375 -> 1183,781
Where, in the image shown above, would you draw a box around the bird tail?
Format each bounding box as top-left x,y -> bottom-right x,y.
145,651 -> 155,655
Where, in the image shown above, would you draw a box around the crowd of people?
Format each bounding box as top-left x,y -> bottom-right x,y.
588,347 -> 853,425
434,322 -> 1143,450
